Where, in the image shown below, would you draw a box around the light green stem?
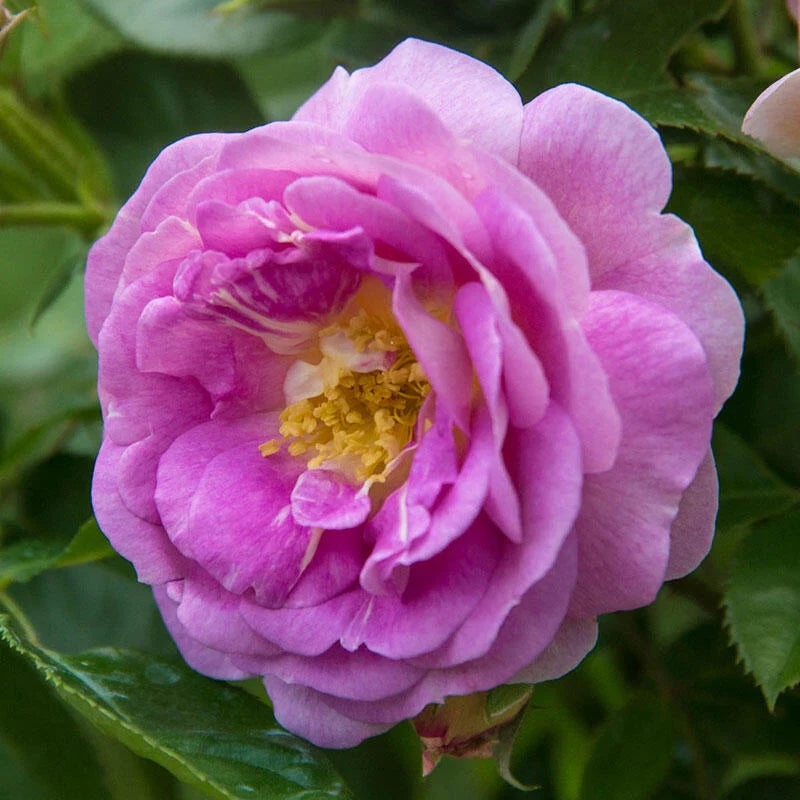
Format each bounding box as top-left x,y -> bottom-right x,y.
0,201 -> 105,234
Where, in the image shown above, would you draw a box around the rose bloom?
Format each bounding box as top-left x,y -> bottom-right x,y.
86,39 -> 743,747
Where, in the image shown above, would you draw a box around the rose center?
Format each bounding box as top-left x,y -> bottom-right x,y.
260,292 -> 430,483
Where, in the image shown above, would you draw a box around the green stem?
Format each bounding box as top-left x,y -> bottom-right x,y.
728,0 -> 762,76
0,201 -> 105,235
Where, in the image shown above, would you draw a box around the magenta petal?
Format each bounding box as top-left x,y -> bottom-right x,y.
569,291 -> 715,617
155,415 -> 278,547
665,448 -> 718,580
264,676 -> 392,749
136,296 -> 236,397
154,585 -> 253,680
173,571 -> 279,657
85,133 -> 231,344
92,440 -> 187,584
295,38 -> 523,164
290,469 -> 371,529
393,273 -> 472,432
195,199 -> 281,256
285,527 -> 367,608
520,83 -> 742,410
411,403 -> 582,669
97,261 -> 212,448
323,533 -> 578,725
185,442 -> 310,605
347,519 -> 501,659
261,644 -> 423,702
240,590 -> 366,657
474,187 -> 621,473
116,436 -> 162,524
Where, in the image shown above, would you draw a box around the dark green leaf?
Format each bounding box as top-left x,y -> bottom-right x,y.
0,407 -> 99,490
502,0 -> 556,82
580,699 -> 674,800
667,166 -> 800,287
518,0 -> 729,99
236,28 -> 338,121
724,511 -> 800,708
713,425 -> 800,534
626,73 -> 768,145
0,630 -> 111,800
82,0 -> 325,58
763,256 -> 800,364
67,52 -> 264,198
0,609 -> 352,800
0,516 -> 113,589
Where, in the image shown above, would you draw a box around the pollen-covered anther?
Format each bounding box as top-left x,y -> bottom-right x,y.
260,313 -> 430,482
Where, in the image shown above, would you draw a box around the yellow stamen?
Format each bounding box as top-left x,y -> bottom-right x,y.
260,300 -> 430,482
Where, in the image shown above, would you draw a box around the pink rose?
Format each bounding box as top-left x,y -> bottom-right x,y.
86,39 -> 743,747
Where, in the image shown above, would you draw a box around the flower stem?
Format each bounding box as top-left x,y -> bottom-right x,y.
728,0 -> 763,76
0,201 -> 106,235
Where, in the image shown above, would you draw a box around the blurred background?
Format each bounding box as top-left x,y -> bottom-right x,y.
1,1 -> 799,799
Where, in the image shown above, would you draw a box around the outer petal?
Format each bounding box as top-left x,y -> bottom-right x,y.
294,38 -> 523,164
85,133 -> 231,344
742,68 -> 800,158
154,585 -> 253,680
665,448 -> 719,580
93,440 -> 188,584
510,617 -> 599,683
519,83 -> 743,410
568,291 -> 715,617
264,677 -> 392,749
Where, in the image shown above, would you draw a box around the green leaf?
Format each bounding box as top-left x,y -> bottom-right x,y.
667,166 -> 800,287
29,240 -> 88,329
0,406 -> 99,490
18,0 -> 123,96
626,73 -> 767,145
236,27 -> 338,121
66,52 -> 264,198
763,256 -> 800,364
580,699 -> 675,800
0,609 -> 353,800
0,517 -> 113,588
713,425 -> 800,534
82,0 -> 325,58
517,0 -> 729,99
0,630 -> 111,800
724,511 -> 800,709
56,518 -> 115,568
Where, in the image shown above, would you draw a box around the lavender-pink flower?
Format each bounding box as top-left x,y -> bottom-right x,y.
86,39 -> 743,748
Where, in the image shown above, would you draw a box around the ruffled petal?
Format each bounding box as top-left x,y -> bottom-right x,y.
85,133 -> 232,344
569,291 -> 715,617
665,448 -> 719,580
520,83 -> 743,410
295,38 -> 523,164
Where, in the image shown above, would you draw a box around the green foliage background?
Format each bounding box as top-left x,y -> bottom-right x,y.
0,1 -> 799,798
